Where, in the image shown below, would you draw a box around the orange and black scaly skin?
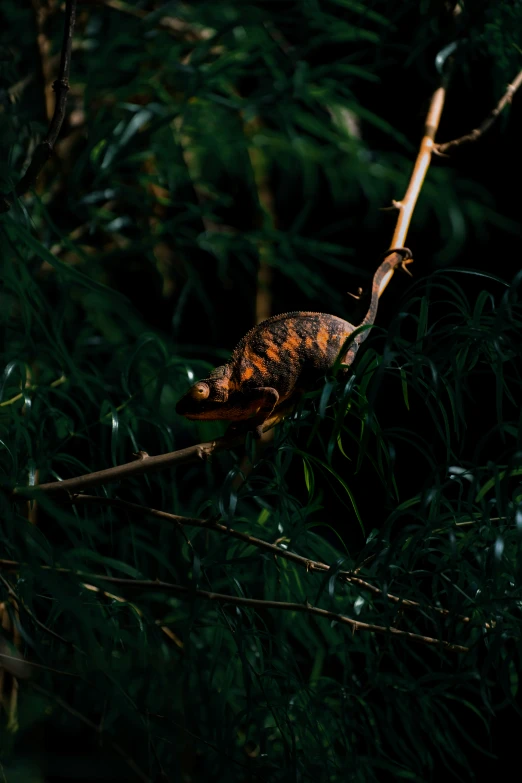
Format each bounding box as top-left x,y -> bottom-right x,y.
176,249 -> 412,436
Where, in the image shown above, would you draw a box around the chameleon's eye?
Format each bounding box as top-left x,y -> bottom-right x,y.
191,383 -> 210,401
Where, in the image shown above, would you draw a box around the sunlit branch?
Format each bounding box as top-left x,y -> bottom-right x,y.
14,434 -> 245,496
379,84 -> 447,297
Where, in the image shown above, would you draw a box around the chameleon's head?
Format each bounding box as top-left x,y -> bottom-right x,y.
175,365 -> 233,421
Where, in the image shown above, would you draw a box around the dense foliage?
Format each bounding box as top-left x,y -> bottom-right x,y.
1,1 -> 522,780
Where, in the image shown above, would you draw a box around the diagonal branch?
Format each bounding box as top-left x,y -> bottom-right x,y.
378,81 -> 448,298
0,559 -> 468,653
380,66 -> 522,294
113,577 -> 468,652
435,69 -> 522,154
70,494 -> 482,627
1,0 -> 77,214
13,433 -> 245,496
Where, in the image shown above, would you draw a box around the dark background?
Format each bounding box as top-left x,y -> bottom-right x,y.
1,1 -> 522,781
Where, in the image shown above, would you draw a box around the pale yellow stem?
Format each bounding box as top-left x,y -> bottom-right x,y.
0,374 -> 66,408
379,86 -> 446,297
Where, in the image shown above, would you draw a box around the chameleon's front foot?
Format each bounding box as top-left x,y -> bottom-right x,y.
383,246 -> 414,275
384,246 -> 412,261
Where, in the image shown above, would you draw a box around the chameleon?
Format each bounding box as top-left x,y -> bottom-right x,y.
176,248 -> 412,437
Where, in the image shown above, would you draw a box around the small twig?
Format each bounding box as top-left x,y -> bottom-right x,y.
82,583 -> 183,649
0,1 -> 77,213
0,558 -> 468,652
10,487 -> 486,630
436,69 -> 522,154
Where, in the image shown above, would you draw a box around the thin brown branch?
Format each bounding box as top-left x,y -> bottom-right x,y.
71,494 -> 486,628
82,582 -> 183,649
13,433 -> 246,496
436,69 -> 522,154
76,575 -> 470,653
0,557 -> 467,653
1,0 -> 77,213
378,82 -> 447,298
0,600 -> 22,729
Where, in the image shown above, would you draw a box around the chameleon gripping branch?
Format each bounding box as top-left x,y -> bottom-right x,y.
14,255 -> 414,496
175,249 -> 412,439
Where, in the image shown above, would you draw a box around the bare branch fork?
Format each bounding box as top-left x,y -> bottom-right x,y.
379,65 -> 522,295
0,0 -> 77,214
435,68 -> 522,154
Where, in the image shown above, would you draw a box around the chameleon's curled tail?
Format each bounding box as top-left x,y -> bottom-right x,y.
342,247 -> 412,367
